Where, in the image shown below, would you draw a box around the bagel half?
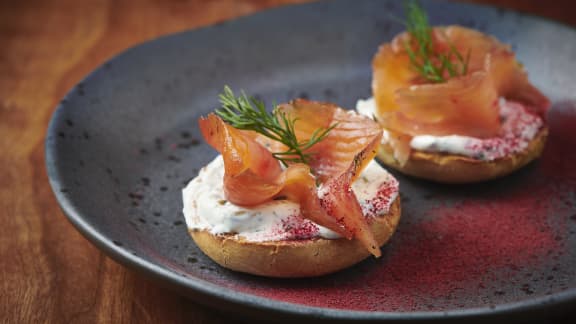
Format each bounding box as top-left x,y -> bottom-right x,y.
376,127 -> 548,184
189,197 -> 401,278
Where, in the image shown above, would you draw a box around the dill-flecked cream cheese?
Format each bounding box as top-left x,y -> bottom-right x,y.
182,156 -> 399,242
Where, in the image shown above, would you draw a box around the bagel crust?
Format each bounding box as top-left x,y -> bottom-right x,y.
377,127 -> 548,183
190,197 -> 401,278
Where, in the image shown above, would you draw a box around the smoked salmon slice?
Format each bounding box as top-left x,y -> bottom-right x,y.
319,135 -> 383,257
276,99 -> 383,183
200,114 -> 349,239
373,25 -> 550,140
199,100 -> 384,256
199,114 -> 284,206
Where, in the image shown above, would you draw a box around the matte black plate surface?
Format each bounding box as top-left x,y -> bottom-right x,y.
46,0 -> 576,322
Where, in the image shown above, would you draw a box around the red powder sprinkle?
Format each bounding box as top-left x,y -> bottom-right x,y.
537,100 -> 576,186
204,102 -> 576,313
280,216 -> 320,240
466,101 -> 543,160
363,179 -> 398,217
374,190 -> 561,302
215,183 -> 572,311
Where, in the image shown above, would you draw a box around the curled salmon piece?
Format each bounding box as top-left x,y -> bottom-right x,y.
199,100 -> 384,256
278,163 -> 353,240
277,99 -> 383,182
199,114 -> 350,239
320,135 -> 383,257
278,100 -> 384,256
373,25 -> 550,140
199,114 -> 283,206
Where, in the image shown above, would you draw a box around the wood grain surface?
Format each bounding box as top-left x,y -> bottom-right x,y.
1,0 -> 574,323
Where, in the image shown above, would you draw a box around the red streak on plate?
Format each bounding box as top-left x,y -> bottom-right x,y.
213,102 -> 576,312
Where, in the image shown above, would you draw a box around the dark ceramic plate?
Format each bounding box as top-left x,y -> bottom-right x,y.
46,0 -> 576,322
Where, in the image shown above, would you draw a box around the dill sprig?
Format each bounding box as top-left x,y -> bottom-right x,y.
216,86 -> 335,167
404,0 -> 470,83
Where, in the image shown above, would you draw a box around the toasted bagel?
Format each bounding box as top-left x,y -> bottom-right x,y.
189,197 -> 401,278
376,127 -> 548,183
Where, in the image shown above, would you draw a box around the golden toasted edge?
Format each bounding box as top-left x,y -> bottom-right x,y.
377,127 -> 548,183
189,197 -> 401,278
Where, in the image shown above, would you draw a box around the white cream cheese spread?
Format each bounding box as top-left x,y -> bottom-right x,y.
182,156 -> 399,242
356,97 -> 543,161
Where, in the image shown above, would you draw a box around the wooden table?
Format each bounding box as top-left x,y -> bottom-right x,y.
1,0 -> 575,322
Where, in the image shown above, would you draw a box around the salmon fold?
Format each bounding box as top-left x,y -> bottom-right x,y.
199,99 -> 384,256
372,26 -> 550,164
